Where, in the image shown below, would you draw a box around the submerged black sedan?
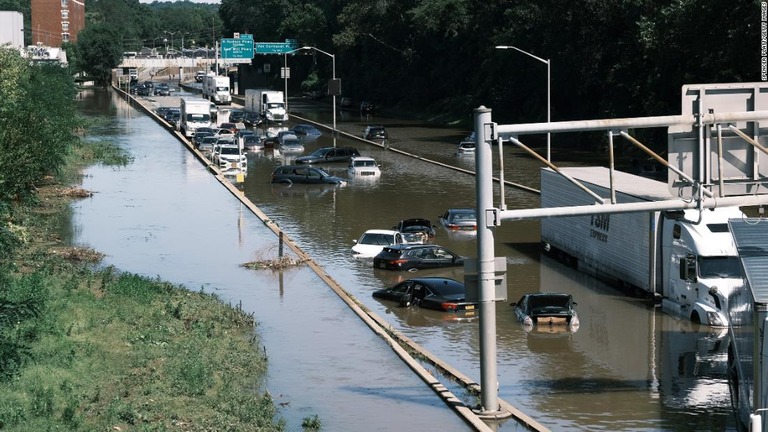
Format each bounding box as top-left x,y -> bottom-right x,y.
511,292 -> 580,333
372,277 -> 477,312
372,244 -> 464,271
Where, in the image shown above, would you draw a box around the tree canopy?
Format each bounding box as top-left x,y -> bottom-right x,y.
217,0 -> 759,126
4,0 -> 756,127
0,47 -> 81,202
75,22 -> 124,85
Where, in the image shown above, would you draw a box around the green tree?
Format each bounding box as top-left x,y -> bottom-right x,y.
74,22 -> 123,85
0,47 -> 80,202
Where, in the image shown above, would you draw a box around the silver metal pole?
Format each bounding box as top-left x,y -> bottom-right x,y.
332,54 -> 337,148
284,53 -> 288,112
474,106 -> 501,415
547,59 -> 551,162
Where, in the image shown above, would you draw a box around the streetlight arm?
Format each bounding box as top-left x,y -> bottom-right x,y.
302,45 -> 334,61
496,44 -> 552,162
495,45 -> 548,66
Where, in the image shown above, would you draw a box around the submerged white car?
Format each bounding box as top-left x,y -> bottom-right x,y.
347,156 -> 381,178
352,229 -> 405,258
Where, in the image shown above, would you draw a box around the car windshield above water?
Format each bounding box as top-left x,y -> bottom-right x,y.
219,146 -> 241,155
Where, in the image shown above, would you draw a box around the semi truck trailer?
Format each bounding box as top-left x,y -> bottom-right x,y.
540,166 -> 745,327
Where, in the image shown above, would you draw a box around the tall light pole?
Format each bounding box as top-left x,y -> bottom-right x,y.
495,45 -> 551,161
297,46 -> 337,147
164,30 -> 177,56
283,47 -> 306,114
180,32 -> 190,57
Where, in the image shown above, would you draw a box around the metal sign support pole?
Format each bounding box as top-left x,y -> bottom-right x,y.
474,106 -> 502,416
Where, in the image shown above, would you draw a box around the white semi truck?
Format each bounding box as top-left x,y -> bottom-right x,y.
540,166 -> 745,327
179,98 -> 212,138
244,89 -> 287,123
202,74 -> 231,105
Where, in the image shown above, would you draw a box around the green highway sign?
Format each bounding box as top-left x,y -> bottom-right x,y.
255,41 -> 298,54
221,38 -> 254,59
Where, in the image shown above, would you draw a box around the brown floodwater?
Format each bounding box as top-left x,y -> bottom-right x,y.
68,86 -> 737,431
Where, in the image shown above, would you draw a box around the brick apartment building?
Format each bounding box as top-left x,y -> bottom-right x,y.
31,0 -> 85,47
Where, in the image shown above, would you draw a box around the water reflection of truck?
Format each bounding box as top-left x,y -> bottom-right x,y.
202,74 -> 231,105
540,167 -> 745,327
528,255 -> 732,429
244,89 -> 287,124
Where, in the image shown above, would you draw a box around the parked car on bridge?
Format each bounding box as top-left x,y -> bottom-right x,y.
372,277 -> 477,312
373,244 -> 463,271
511,293 -> 580,333
270,165 -> 346,185
352,229 -> 405,258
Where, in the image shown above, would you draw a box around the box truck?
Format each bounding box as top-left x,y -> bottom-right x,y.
202,74 -> 231,105
179,98 -> 212,138
540,166 -> 745,327
244,89 -> 287,123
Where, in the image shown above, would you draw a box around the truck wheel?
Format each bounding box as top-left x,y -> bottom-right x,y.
690,311 -> 701,324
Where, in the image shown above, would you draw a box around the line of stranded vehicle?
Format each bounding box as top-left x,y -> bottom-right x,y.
167,91 -> 577,330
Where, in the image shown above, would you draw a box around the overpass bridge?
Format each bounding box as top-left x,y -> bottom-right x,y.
117,57 -> 243,82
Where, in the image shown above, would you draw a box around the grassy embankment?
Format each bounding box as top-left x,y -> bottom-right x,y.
0,134 -> 296,431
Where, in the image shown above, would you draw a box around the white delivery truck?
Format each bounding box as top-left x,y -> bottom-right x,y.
202,74 -> 231,105
540,166 -> 745,327
179,98 -> 212,137
244,89 -> 288,123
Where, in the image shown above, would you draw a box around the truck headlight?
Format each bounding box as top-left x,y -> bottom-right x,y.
707,312 -> 724,327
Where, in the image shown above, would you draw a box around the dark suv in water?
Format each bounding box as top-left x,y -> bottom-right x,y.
270,165 -> 347,185
363,125 -> 388,141
295,147 -> 360,164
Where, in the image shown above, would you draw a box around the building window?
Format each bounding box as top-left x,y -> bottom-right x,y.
61,0 -> 68,7
61,10 -> 69,20
62,22 -> 69,32
62,33 -> 69,42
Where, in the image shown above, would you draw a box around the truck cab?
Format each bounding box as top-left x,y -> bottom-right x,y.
660,207 -> 745,327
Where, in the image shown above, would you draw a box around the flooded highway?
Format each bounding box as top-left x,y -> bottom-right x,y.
69,86 -> 738,431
